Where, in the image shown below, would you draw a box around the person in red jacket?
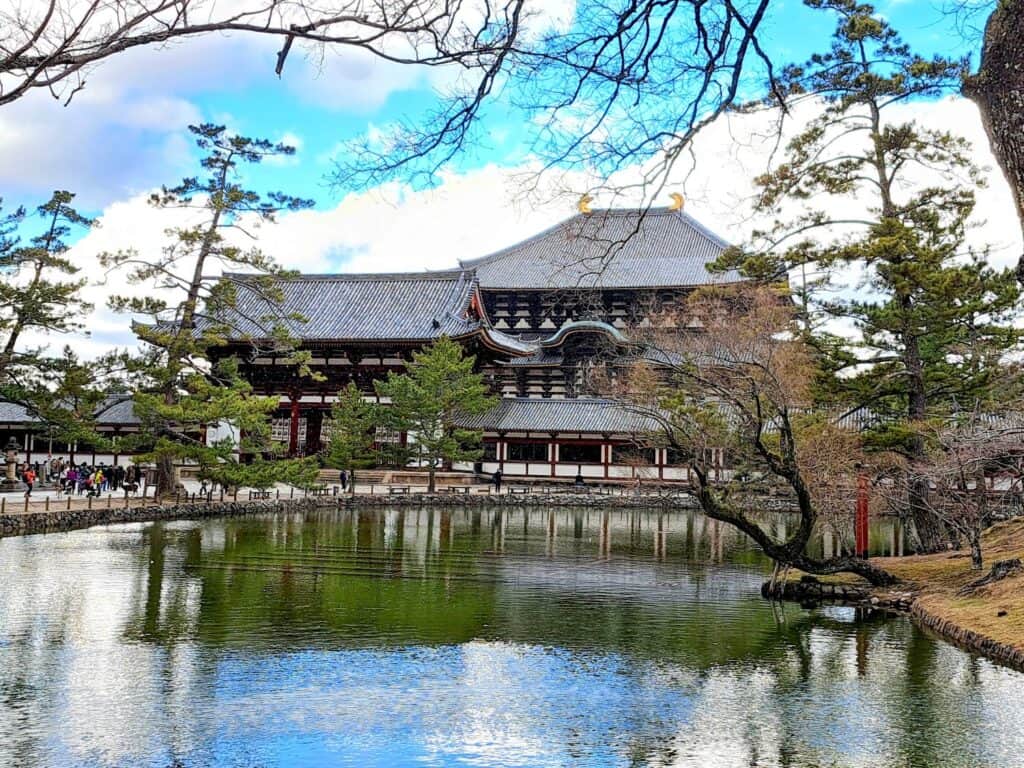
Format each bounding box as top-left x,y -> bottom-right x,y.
23,467 -> 36,498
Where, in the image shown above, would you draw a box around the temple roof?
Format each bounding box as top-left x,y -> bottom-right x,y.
0,401 -> 35,424
94,395 -> 141,425
211,271 -> 535,355
0,395 -> 139,427
460,207 -> 742,289
457,397 -> 660,434
217,271 -> 481,342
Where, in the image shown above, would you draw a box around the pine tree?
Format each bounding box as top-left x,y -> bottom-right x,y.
101,124 -> 319,497
324,382 -> 380,494
715,0 -> 1023,551
375,337 -> 496,493
0,190 -> 92,377
0,192 -> 109,456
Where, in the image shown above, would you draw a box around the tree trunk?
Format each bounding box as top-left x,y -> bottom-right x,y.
428,464 -> 436,494
903,329 -> 947,553
965,0 -> 1024,282
969,533 -> 984,571
156,453 -> 176,500
692,478 -> 897,587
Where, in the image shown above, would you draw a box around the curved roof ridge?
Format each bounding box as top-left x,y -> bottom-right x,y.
458,206 -> 731,270
439,269 -> 476,325
458,215 -> 576,269
539,319 -> 630,348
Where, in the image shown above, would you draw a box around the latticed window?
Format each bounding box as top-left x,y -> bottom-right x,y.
271,417 -> 306,444
374,426 -> 401,444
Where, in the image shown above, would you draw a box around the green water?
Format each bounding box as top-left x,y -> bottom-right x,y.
0,507 -> 1021,767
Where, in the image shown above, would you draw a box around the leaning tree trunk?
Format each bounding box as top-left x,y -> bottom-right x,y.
964,0 -> 1024,282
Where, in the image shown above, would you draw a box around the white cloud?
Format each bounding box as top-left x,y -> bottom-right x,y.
17,95 -> 1021,361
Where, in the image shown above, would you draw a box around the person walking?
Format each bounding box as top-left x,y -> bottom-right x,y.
23,467 -> 36,498
492,469 -> 502,494
339,469 -> 348,491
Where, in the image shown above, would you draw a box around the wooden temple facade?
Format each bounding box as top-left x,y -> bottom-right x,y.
1,207 -> 742,482
215,207 -> 743,482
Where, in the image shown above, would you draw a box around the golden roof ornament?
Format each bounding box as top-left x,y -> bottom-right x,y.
668,192 -> 685,211
577,194 -> 594,215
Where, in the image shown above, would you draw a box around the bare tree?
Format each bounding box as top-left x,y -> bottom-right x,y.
617,285 -> 896,585
0,0 -> 528,106
889,408 -> 1024,570
334,0 -> 777,198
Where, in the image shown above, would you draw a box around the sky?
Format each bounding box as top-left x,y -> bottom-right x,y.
1,0 -> 1018,357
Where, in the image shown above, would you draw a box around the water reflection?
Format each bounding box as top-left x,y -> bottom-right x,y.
0,508 -> 1020,768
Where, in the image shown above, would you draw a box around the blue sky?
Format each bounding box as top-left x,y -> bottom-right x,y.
0,0 -> 985,219
1,0 -> 1013,357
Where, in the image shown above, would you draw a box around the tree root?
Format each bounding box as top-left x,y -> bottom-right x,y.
956,558 -> 1023,596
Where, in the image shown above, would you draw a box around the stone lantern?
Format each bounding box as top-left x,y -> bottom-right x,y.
1,437 -> 26,493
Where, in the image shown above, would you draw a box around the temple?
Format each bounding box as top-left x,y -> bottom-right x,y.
1,206 -> 742,482
214,206 -> 743,483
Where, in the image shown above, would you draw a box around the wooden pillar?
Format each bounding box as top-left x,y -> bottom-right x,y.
603,442 -> 610,480
288,397 -> 300,457
307,409 -> 324,455
550,437 -> 557,478
855,472 -> 870,559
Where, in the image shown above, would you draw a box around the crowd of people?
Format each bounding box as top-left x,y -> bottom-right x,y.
15,459 -> 142,498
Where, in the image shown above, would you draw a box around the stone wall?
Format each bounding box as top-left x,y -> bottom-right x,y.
0,492 -> 699,538
764,575 -> 1024,672
911,602 -> 1024,670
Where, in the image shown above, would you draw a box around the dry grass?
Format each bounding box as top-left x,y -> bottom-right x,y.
781,518 -> 1024,654
873,518 -> 1024,652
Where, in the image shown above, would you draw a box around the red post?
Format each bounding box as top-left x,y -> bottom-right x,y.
288,397 -> 301,456
855,472 -> 869,558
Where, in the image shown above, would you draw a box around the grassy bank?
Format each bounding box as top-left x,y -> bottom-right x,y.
781,518 -> 1024,666
872,518 -> 1024,658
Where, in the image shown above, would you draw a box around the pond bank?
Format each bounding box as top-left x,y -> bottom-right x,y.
0,491 -> 702,538
765,517 -> 1024,670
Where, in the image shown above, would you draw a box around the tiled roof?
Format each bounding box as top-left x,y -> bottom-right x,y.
460,208 -> 743,289
213,271 -> 482,342
0,395 -> 139,427
0,401 -> 34,424
94,396 -> 141,425
457,397 -> 661,434
500,350 -> 564,367
481,327 -> 538,355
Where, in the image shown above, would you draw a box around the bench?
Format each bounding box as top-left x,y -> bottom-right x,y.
507,487 -> 531,495
388,486 -> 411,495
309,485 -> 332,497
249,489 -> 271,500
439,486 -> 472,494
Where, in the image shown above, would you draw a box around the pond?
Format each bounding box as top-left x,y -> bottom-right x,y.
1,507 -> 1022,767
